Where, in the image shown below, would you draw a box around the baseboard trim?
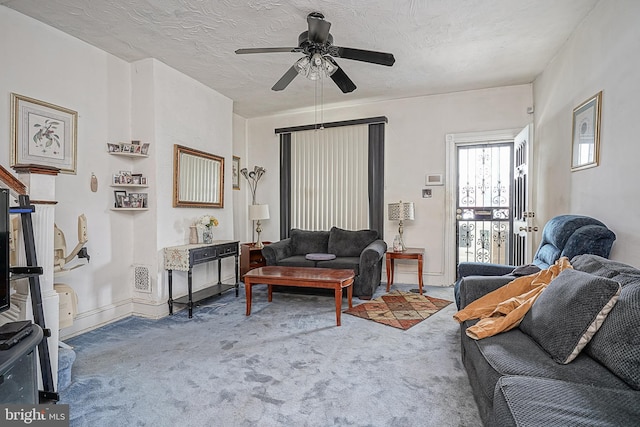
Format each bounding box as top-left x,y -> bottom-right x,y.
131,298 -> 168,319
60,299 -> 133,340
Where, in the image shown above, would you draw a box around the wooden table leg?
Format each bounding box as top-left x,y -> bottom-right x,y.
335,285 -> 342,326
268,284 -> 273,302
418,254 -> 424,295
347,281 -> 353,309
245,278 -> 252,316
386,254 -> 393,291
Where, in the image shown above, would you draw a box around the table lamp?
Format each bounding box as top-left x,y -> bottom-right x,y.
388,200 -> 415,251
248,204 -> 269,249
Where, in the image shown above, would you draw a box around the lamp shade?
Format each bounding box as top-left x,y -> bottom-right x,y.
388,201 -> 415,221
248,204 -> 270,221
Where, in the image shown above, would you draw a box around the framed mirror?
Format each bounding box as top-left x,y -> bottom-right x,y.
173,144 -> 224,208
571,91 -> 602,171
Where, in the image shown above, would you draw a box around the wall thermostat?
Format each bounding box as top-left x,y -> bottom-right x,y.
425,174 -> 444,186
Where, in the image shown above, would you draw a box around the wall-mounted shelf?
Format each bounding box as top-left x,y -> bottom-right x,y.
109,184 -> 149,189
109,152 -> 148,159
108,142 -> 150,210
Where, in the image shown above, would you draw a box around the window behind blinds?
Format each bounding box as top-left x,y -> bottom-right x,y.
290,124 -> 369,231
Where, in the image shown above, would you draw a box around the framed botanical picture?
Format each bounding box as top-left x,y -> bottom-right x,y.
571,91 -> 602,171
232,156 -> 240,190
11,93 -> 78,174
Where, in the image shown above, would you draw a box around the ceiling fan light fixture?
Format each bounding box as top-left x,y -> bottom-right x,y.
322,56 -> 338,77
295,53 -> 336,81
294,56 -> 311,77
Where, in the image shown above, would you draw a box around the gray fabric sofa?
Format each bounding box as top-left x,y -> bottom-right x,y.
458,254 -> 640,426
261,227 -> 387,299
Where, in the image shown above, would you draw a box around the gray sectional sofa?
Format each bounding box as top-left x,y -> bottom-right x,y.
457,254 -> 640,426
261,227 -> 387,299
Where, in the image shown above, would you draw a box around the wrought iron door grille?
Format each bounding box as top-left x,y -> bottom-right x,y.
456,144 -> 513,265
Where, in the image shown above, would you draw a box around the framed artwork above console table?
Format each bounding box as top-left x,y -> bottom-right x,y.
164,240 -> 239,318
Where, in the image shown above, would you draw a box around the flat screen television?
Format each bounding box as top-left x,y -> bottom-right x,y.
0,188 -> 10,313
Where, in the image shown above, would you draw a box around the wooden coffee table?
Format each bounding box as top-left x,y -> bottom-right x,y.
244,266 -> 354,326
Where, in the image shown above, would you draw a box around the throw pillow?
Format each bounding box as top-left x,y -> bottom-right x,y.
519,269 -> 621,364
289,229 -> 330,255
305,253 -> 336,261
327,227 -> 378,257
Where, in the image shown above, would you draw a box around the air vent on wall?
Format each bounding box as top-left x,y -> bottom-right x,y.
134,265 -> 151,293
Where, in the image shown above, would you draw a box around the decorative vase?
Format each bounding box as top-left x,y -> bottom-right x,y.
189,226 -> 198,244
393,235 -> 402,252
202,228 -> 213,244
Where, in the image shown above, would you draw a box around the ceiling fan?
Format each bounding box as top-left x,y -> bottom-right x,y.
235,12 -> 395,93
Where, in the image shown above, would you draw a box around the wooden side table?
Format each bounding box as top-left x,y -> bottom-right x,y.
240,242 -> 271,280
386,247 -> 425,294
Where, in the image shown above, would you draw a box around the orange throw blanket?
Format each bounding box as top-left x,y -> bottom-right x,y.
453,257 -> 572,339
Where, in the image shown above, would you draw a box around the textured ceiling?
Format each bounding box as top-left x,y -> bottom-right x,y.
1,0 -> 599,118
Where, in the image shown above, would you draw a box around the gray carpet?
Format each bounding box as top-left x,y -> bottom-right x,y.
60,283 -> 481,426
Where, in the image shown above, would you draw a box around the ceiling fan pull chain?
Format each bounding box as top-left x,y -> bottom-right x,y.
320,73 -> 324,129
314,77 -> 318,129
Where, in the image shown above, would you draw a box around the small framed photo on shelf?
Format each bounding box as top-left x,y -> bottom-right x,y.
121,143 -> 132,153
120,196 -> 131,208
129,193 -> 142,208
129,192 -> 148,208
114,190 -> 127,208
131,140 -> 141,145
132,174 -> 142,185
107,143 -> 120,153
141,177 -> 147,185
141,143 -> 150,155
119,171 -> 132,184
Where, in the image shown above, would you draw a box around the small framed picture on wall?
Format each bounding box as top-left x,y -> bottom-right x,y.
232,156 -> 240,190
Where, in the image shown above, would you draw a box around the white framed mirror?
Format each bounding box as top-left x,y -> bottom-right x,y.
173,144 -> 224,208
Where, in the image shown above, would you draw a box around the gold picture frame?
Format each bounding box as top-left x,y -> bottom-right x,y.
11,93 -> 78,174
571,91 -> 602,172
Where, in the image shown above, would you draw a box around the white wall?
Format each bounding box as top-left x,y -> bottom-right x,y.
151,59 -> 235,313
244,85 -> 533,285
0,7 -> 236,338
1,6 -> 134,336
232,114 -> 251,243
533,0 -> 640,266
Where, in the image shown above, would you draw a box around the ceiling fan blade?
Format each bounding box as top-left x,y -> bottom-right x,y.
235,47 -> 299,54
307,14 -> 331,44
326,58 -> 356,93
332,46 -> 395,66
271,66 -> 299,91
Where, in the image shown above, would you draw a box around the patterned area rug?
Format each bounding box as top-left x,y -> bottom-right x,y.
344,290 -> 453,330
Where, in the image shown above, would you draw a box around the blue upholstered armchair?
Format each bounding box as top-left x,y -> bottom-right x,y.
453,215 -> 616,308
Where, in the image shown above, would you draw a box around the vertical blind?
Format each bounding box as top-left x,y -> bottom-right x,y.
290,124 -> 369,231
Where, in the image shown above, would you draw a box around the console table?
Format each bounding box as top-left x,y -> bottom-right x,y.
164,241 -> 239,318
